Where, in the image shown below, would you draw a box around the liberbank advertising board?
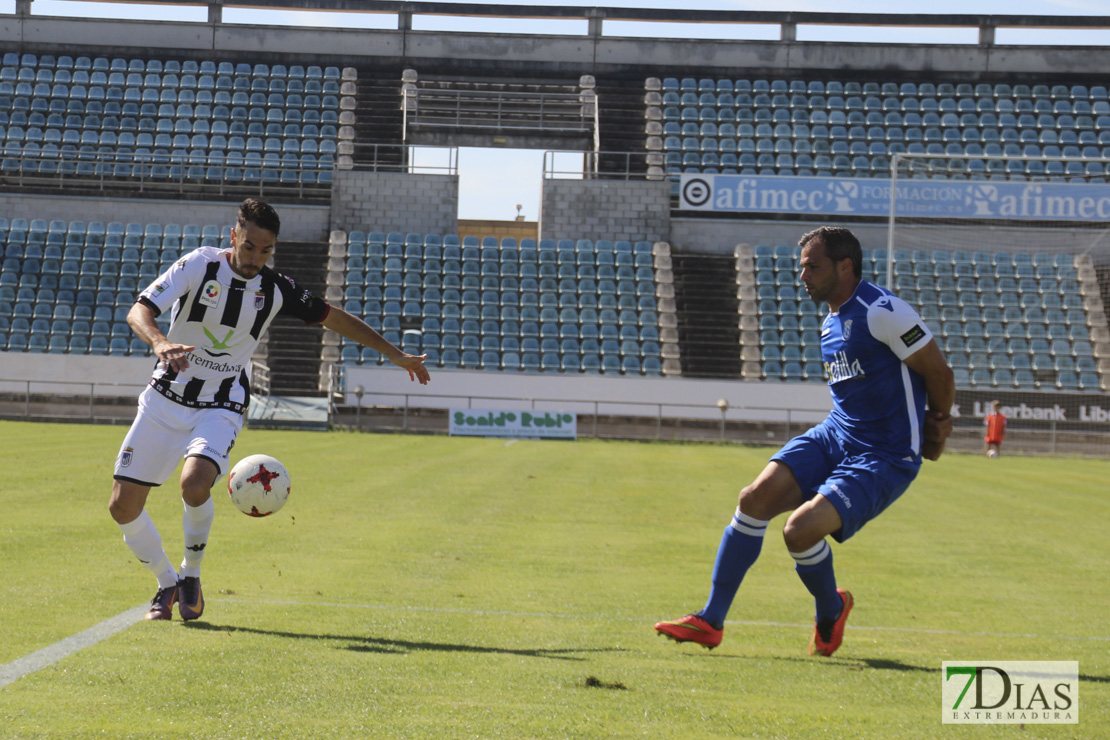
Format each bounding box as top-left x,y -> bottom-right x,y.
957,391 -> 1110,432
678,174 -> 1110,221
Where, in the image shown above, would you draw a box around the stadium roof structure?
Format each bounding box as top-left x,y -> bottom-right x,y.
3,1 -> 1110,79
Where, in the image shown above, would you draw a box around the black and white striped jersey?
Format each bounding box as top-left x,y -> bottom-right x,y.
136,245 -> 329,414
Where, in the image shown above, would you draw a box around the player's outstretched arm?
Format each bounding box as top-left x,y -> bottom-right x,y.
903,339 -> 956,461
321,306 -> 430,385
127,301 -> 195,372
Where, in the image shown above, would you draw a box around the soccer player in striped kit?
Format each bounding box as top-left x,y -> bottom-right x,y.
110,198 -> 430,621
656,226 -> 955,656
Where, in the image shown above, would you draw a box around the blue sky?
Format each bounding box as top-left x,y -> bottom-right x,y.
10,1 -> 1110,220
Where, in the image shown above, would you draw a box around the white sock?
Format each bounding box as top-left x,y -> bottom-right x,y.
119,511 -> 178,588
180,498 -> 215,579
789,539 -> 832,566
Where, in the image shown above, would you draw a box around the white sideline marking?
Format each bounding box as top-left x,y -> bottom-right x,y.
209,598 -> 1109,643
0,604 -> 148,690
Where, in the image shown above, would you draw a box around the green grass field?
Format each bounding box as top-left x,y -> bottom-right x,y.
0,419 -> 1106,739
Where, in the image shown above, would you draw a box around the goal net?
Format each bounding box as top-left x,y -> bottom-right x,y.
885,152 -> 1110,457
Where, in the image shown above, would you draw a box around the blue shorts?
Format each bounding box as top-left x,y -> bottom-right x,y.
771,421 -> 920,542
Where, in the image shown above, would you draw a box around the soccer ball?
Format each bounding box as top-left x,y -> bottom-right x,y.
227,454 -> 291,517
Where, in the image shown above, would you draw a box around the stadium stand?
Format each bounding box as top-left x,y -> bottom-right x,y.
2,6 -> 1110,418
0,54 -> 349,187
645,77 -> 1110,181
0,218 -> 221,356
733,243 -> 1109,390
319,231 -> 680,376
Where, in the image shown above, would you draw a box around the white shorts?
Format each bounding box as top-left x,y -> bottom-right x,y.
114,386 -> 243,487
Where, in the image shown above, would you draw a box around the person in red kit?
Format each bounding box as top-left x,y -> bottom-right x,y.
984,400 -> 1007,458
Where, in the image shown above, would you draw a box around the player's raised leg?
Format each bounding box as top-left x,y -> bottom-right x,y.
783,496 -> 851,656
655,462 -> 804,648
177,455 -> 220,621
110,479 -> 179,620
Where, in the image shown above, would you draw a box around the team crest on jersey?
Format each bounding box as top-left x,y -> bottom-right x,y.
254,292 -> 266,310
120,447 -> 134,467
842,319 -> 853,341
200,280 -> 221,308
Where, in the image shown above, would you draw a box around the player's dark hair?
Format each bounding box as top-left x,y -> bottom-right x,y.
799,226 -> 862,278
237,198 -> 281,237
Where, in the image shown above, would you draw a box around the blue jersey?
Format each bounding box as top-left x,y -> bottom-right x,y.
820,280 -> 934,461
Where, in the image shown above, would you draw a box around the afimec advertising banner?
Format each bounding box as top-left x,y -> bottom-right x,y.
679,173 -> 1110,221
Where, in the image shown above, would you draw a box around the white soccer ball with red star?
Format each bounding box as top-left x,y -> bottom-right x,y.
227,454 -> 291,517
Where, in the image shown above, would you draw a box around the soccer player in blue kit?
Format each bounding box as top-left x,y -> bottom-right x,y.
656,226 -> 955,656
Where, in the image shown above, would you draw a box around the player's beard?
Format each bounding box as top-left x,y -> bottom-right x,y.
229,254 -> 260,279
802,275 -> 835,304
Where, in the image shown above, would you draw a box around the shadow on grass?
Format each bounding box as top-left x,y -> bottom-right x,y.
703,652 -> 934,673
702,654 -> 1110,683
184,621 -> 624,662
856,657 -> 935,673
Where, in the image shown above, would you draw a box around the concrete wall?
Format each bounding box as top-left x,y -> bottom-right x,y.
0,352 -> 832,425
0,353 -> 152,397
4,14 -> 1110,78
330,170 -> 458,237
0,194 -> 330,243
343,365 -> 831,425
540,179 -> 670,243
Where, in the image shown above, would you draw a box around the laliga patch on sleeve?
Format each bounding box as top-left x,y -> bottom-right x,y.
900,324 -> 927,348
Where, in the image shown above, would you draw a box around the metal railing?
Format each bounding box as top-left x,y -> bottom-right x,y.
2,374 -> 1107,454
542,149 -> 651,182
250,360 -> 271,401
0,378 -> 146,420
0,148 -> 334,199
338,389 -> 825,442
0,143 -> 464,195
342,142 -> 458,175
331,390 -> 1110,454
404,87 -> 591,134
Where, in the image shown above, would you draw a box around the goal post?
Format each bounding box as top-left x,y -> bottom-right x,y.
885,152 -> 1110,456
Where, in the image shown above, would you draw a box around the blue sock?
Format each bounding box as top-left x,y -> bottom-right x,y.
699,508 -> 768,629
791,540 -> 843,623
